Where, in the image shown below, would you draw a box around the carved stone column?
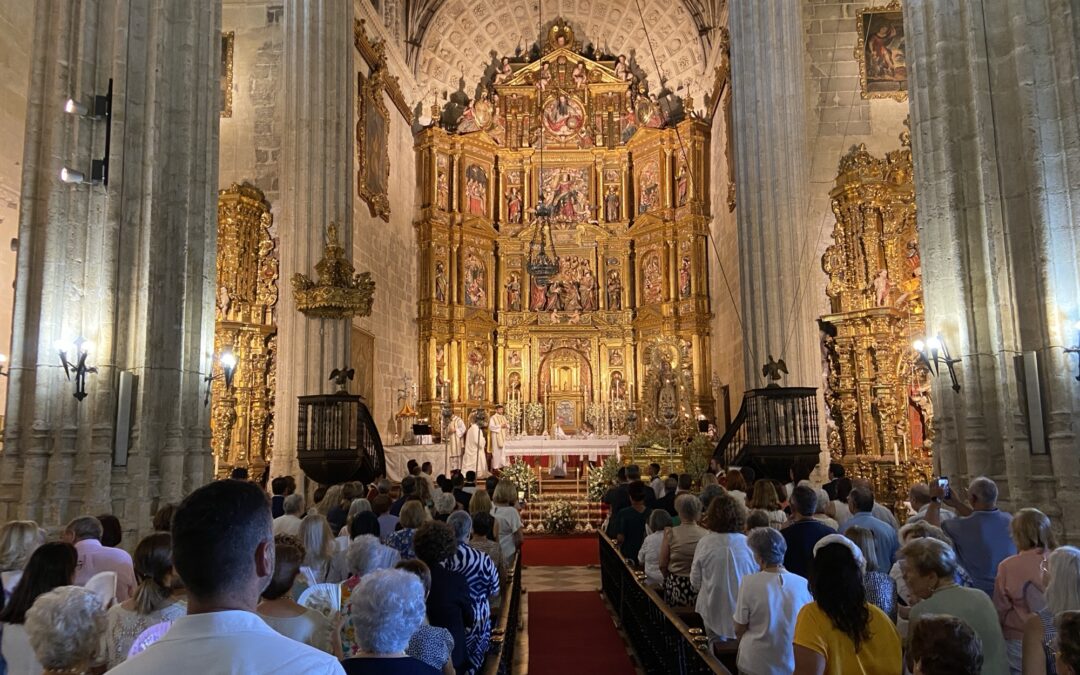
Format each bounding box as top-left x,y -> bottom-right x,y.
0,1 -> 220,530
728,1 -> 817,389
274,0 -> 355,480
905,0 -> 1080,536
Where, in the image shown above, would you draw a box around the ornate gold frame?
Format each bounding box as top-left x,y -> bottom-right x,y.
357,70 -> 391,221
220,31 -> 234,118
855,1 -> 908,102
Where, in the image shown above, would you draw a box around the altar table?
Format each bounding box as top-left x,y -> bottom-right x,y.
501,436 -> 629,461
384,444 -> 449,481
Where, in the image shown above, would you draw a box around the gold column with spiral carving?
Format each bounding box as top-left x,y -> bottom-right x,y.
212,184 -> 279,479
820,129 -> 934,509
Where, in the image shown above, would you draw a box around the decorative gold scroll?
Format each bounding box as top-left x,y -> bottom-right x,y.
220,31 -> 234,118
212,184 -> 278,478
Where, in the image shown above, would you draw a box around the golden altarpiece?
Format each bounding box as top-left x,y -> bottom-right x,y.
414,21 -> 714,433
820,130 -> 933,503
210,184 -> 279,478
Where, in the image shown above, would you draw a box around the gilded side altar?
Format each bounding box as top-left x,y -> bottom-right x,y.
414,20 -> 714,433
820,130 -> 933,503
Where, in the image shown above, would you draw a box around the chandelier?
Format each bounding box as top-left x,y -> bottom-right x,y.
525,0 -> 559,288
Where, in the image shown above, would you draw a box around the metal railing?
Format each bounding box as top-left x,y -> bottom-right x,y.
714,387 -> 820,471
481,548 -> 523,675
599,532 -> 731,675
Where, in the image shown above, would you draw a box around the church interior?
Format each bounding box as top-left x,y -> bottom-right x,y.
0,0 -> 1078,673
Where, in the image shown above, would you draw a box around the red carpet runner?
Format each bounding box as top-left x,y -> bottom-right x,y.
521,536 -> 600,567
527,591 -> 637,675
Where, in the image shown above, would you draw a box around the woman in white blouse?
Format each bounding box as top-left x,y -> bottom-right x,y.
734,527 -> 813,675
492,480 -> 524,562
638,510 -> 672,586
691,493 -> 758,643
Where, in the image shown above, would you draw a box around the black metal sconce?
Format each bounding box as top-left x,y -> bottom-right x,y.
203,350 -> 238,406
60,79 -> 113,186
56,337 -> 97,402
914,334 -> 962,392
0,353 -> 8,378
1065,321 -> 1080,382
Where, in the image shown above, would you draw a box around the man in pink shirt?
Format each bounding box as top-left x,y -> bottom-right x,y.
64,516 -> 137,602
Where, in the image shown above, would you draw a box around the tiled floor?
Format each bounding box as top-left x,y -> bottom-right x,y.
513,565 -> 644,675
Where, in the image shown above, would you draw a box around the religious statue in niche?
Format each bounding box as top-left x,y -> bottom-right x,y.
505,272 -> 522,311
614,55 -> 632,82
621,104 -> 638,144
609,371 -> 626,401
606,270 -> 623,310
463,250 -> 487,308
873,268 -> 891,307
679,256 -> 692,299
542,94 -> 590,148
654,357 -> 679,427
507,350 -> 522,368
638,160 -> 660,214
465,164 -> 488,217
530,255 -> 597,313
556,400 -> 575,427
507,371 -> 522,398
434,261 -> 448,303
604,186 -> 620,222
609,348 -> 624,367
435,155 -> 449,211
467,348 -> 487,401
434,344 -> 448,399
540,167 -> 591,225
856,3 -> 908,100
643,253 -> 663,304
675,154 -> 690,206
505,186 -> 523,224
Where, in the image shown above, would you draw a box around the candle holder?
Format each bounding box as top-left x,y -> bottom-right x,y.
56,337 -> 97,402
913,334 -> 962,393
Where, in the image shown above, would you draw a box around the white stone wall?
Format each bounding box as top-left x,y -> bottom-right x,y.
220,2 -> 284,226
802,0 -> 910,339
351,62 -> 419,435
0,5 -> 35,418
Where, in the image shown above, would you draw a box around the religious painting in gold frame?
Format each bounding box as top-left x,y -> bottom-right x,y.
855,1 -> 908,101
220,31 -> 234,118
357,71 -> 391,221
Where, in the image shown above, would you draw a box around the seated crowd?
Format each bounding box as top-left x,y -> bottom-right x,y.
605,461 -> 1080,675
0,463 -> 520,674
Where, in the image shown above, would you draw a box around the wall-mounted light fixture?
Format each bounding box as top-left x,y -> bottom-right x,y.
1064,321 -> 1080,382
55,337 -> 97,402
203,350 -> 239,406
914,334 -> 962,392
60,79 -> 112,186
0,353 -> 8,378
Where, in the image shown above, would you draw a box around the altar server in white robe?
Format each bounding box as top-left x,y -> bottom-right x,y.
488,404 -> 509,470
446,413 -> 467,471
550,422 -> 568,478
463,414 -> 489,478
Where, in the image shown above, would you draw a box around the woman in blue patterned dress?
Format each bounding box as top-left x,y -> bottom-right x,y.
443,512 -> 501,675
387,501 -> 432,561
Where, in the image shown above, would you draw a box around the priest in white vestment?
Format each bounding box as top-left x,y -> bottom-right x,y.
550,422 -> 568,478
445,414 -> 466,471
488,404 -> 509,470
463,415 -> 488,478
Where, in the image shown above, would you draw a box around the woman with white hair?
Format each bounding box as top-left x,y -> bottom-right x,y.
994,508 -> 1056,672
639,510 -> 673,587
442,512 -> 500,675
387,501 -> 432,561
341,535 -> 402,658
341,568 -> 439,674
1022,545 -> 1080,675
902,537 -> 1009,675
24,586 -> 106,675
735,527 -> 812,675
660,494 -> 707,606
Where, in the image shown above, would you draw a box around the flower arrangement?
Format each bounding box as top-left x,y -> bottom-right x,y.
587,455 -> 621,502
542,499 -> 578,534
524,402 -> 545,435
499,459 -> 539,498
505,399 -> 523,436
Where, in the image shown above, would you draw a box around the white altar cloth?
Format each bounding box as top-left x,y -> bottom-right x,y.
501,436 -> 628,461
384,444 -> 449,481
